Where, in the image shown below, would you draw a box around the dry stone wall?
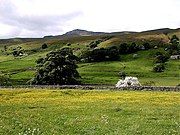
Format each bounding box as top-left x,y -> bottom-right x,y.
0,85 -> 179,91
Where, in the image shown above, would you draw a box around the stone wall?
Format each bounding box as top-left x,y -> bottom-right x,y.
0,85 -> 179,91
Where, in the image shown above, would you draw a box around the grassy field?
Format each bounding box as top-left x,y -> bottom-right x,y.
0,31 -> 179,86
0,89 -> 179,135
78,49 -> 180,86
0,49 -> 179,86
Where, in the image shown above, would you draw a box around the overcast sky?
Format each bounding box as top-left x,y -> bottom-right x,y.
0,0 -> 180,39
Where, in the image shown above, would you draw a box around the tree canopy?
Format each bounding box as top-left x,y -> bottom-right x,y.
30,47 -> 80,85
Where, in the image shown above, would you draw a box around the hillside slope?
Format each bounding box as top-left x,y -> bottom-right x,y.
0,28 -> 179,86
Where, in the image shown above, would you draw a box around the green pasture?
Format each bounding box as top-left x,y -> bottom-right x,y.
0,33 -> 179,86
0,89 -> 179,135
78,49 -> 179,86
0,48 -> 179,86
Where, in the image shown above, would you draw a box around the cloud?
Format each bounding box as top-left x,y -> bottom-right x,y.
0,0 -> 83,38
0,0 -> 180,39
74,0 -> 180,32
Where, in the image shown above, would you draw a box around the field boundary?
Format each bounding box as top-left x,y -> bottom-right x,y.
0,85 -> 180,91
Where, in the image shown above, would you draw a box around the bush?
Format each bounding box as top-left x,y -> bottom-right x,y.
0,74 -> 12,86
12,46 -> 24,57
170,35 -> 179,43
67,43 -> 71,46
142,42 -> 151,50
128,42 -> 139,53
42,43 -> 48,49
168,35 -> 180,55
154,51 -> 169,63
12,50 -> 24,57
153,63 -> 165,72
89,39 -> 102,48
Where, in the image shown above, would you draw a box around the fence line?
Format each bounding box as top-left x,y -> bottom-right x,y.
0,85 -> 180,91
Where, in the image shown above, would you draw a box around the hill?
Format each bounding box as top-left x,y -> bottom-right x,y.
62,29 -> 106,36
1,28 -> 180,45
0,28 -> 179,86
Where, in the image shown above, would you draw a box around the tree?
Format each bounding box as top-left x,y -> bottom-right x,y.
142,42 -> 151,50
42,43 -> 48,49
30,47 -> 81,85
169,35 -> 180,55
128,42 -> 139,53
118,43 -> 128,54
90,48 -> 107,61
80,47 -> 119,62
152,51 -> 169,72
154,52 -> 169,63
107,46 -> 119,60
170,35 -> 179,43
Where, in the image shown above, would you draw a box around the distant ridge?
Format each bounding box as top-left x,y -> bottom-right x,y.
141,28 -> 180,34
62,29 -> 106,37
0,28 -> 179,42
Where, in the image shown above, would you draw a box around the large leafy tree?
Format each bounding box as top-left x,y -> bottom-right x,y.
30,47 -> 80,85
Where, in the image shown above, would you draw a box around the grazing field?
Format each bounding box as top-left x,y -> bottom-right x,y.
0,48 -> 179,86
78,49 -> 180,86
0,89 -> 179,135
0,29 -> 179,86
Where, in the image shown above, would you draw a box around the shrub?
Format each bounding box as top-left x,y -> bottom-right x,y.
168,35 -> 180,55
12,50 -> 24,57
142,42 -> 151,50
0,74 -> 12,86
128,42 -> 139,53
89,39 -> 102,48
154,52 -> 169,63
67,43 -> 71,46
36,57 -> 44,64
42,43 -> 48,49
170,35 -> 179,43
153,63 -> 165,72
12,46 -> 24,57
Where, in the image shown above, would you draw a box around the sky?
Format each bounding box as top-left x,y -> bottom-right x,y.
0,0 -> 180,39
